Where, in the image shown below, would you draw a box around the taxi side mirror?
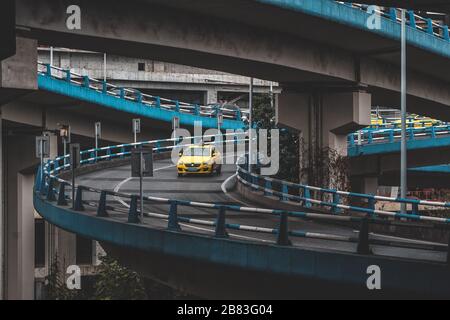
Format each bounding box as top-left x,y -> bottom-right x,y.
179,151 -> 183,157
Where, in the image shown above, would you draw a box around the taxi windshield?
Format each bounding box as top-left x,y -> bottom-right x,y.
183,147 -> 211,157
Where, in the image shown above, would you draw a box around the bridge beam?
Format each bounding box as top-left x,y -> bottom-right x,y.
277,89 -> 371,187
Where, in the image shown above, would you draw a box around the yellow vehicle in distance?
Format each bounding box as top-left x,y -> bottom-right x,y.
177,145 -> 222,177
392,115 -> 441,129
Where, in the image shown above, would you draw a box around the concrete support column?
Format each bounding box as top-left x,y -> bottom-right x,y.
5,134 -> 37,299
277,89 -> 371,188
205,89 -> 218,105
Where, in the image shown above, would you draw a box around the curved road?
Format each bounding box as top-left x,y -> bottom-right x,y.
76,157 -> 447,263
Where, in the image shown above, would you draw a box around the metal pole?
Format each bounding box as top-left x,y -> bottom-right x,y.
72,157 -> 76,209
248,77 -> 254,172
400,9 -> 407,213
140,151 -> 144,222
103,53 -> 107,82
63,139 -> 67,168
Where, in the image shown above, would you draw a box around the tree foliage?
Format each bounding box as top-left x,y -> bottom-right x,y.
93,255 -> 147,300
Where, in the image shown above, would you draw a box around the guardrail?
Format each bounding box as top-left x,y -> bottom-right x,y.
34,135 -> 450,261
236,164 -> 450,223
37,62 -> 245,121
349,124 -> 450,146
338,2 -> 450,42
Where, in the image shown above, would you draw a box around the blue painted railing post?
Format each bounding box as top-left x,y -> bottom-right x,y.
90,151 -> 96,164
119,88 -> 125,99
281,183 -> 289,202
412,202 -> 419,215
65,70 -> 71,82
175,101 -> 180,112
357,218 -> 372,255
57,182 -> 68,206
409,128 -> 415,140
443,26 -> 450,42
168,201 -> 181,231
431,126 -> 437,139
120,147 -> 125,159
45,64 -> 51,76
127,195 -> 140,223
46,177 -> 57,202
155,141 -> 161,154
252,175 -> 259,191
73,186 -> 85,211
155,97 -> 161,108
136,92 -> 143,104
389,130 -> 394,143
389,8 -> 397,21
368,197 -> 376,212
102,80 -> 107,93
235,108 -> 241,121
332,192 -> 342,214
97,191 -> 109,217
106,148 -> 112,161
349,134 -> 355,147
193,104 -> 200,116
302,186 -> 312,208
408,11 -> 416,29
83,76 -> 90,88
276,212 -> 292,246
426,18 -> 433,35
264,180 -> 273,196
368,131 -> 373,144
215,206 -> 228,238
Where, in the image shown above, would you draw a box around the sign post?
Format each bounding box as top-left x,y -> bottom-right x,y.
70,144 -> 81,209
132,119 -> 141,147
59,124 -> 71,168
95,122 -> 101,160
172,116 -> 180,149
131,146 -> 154,222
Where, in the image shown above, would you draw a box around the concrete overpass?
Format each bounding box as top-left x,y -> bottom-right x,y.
33,138 -> 450,298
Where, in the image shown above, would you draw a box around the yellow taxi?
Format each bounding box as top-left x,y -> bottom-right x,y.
177,145 -> 222,177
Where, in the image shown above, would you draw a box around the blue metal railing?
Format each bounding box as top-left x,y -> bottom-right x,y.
236,164 -> 450,224
339,2 -> 450,42
34,135 -> 450,258
348,124 -> 450,147
37,62 -> 247,121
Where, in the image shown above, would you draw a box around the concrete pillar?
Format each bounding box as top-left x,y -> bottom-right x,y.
205,89 -> 218,105
277,90 -> 371,188
17,173 -> 35,299
0,37 -> 37,105
5,134 -> 37,299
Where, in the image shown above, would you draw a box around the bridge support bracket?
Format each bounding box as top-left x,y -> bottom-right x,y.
215,206 -> 229,238
277,212 -> 292,246
128,195 -> 141,224
168,201 -> 181,231
97,191 -> 109,217
57,182 -> 68,206
73,186 -> 85,211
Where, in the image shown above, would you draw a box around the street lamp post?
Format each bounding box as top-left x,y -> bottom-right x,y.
400,9 -> 407,213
